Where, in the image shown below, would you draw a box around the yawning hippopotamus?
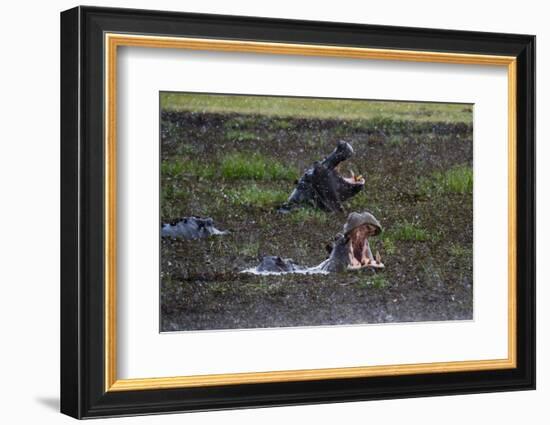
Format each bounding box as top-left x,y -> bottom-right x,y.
161,216 -> 228,240
243,211 -> 384,275
280,141 -> 365,213
317,211 -> 384,272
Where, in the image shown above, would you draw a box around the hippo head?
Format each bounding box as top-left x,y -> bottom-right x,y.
320,211 -> 384,272
284,141 -> 365,212
343,211 -> 383,269
161,216 -> 229,240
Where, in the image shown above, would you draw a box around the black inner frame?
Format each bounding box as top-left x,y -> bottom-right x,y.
60,6 -> 535,419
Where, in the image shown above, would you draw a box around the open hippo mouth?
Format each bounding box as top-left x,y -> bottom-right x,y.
334,166 -> 366,201
313,211 -> 384,272
346,221 -> 384,270
282,140 -> 365,212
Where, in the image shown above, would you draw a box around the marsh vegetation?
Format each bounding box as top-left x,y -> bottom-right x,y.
160,94 -> 473,331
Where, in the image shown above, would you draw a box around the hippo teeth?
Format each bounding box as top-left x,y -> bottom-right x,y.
345,170 -> 363,183
349,170 -> 364,182
376,250 -> 382,263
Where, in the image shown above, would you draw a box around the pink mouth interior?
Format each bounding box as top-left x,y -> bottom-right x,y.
347,228 -> 383,269
343,177 -> 365,185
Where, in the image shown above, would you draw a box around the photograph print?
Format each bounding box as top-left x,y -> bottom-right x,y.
160,92 -> 473,332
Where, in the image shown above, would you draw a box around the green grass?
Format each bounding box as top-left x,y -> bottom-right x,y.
161,183 -> 189,203
220,153 -> 298,181
174,143 -> 197,156
346,191 -> 383,214
420,165 -> 473,196
387,134 -> 406,147
161,159 -> 215,179
223,116 -> 262,129
286,208 -> 329,224
161,92 -> 473,123
382,237 -> 397,255
239,241 -> 260,258
357,273 -> 388,289
449,243 -> 472,258
160,184 -> 189,218
225,129 -> 259,142
161,160 -> 187,178
269,119 -> 293,130
226,185 -> 288,208
161,154 -> 298,181
372,274 -> 388,289
387,221 -> 431,242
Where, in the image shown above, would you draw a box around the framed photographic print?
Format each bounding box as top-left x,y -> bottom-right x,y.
60,6 -> 536,419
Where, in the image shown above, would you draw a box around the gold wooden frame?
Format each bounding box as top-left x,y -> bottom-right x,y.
104,33 -> 517,392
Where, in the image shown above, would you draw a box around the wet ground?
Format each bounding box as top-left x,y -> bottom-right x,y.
160,110 -> 473,331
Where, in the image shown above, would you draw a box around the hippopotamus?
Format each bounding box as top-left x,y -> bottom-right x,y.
255,256 -> 305,273
161,216 -> 228,240
317,211 -> 384,272
243,211 -> 384,274
280,141 -> 365,213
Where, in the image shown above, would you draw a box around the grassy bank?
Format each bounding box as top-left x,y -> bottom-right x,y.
161,92 -> 473,123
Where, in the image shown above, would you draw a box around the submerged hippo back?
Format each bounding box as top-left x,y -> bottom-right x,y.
161,216 -> 228,240
256,256 -> 303,273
